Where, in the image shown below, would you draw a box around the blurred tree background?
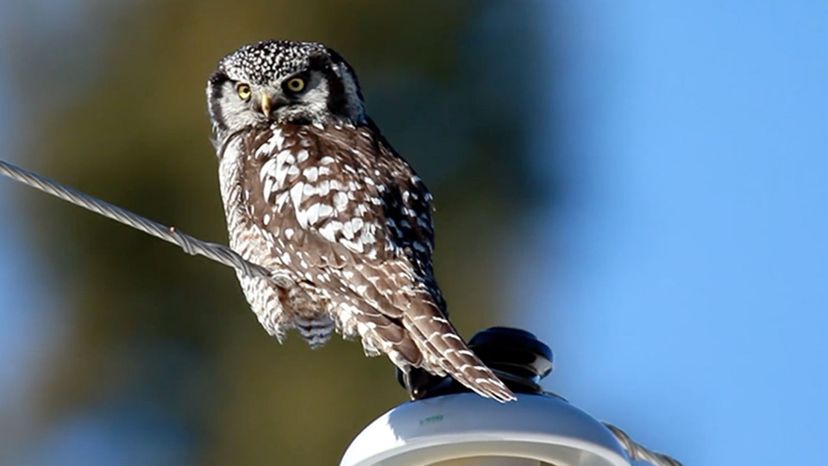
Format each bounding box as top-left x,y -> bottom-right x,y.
1,1 -> 550,464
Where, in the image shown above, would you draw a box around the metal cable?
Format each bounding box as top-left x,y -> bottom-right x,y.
1,159 -> 683,466
604,422 -> 683,466
0,159 -> 293,289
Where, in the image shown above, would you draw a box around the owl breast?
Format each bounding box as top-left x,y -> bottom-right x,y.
218,127 -> 337,347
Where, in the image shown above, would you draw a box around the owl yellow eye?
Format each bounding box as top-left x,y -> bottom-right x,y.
236,83 -> 252,101
285,77 -> 306,93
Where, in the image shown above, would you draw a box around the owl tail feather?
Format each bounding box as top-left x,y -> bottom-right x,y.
294,316 -> 335,349
402,304 -> 516,403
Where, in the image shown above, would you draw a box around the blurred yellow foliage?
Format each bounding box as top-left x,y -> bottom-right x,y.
4,1 -> 545,464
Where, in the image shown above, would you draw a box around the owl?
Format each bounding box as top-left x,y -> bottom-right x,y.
207,40 -> 515,403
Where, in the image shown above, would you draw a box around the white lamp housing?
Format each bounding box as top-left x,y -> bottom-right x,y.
340,392 -> 630,466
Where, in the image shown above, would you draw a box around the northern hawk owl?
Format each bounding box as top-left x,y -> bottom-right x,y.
207,40 -> 514,402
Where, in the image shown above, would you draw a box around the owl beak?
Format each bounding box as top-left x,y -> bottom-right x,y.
260,94 -> 273,117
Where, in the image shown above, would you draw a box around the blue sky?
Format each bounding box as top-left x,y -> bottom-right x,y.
524,2 -> 828,465
0,29 -> 52,429
1,2 -> 827,465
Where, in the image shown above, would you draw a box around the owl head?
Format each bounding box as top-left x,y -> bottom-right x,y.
207,40 -> 365,147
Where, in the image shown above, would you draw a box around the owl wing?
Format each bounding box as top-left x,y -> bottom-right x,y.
238,122 -> 514,402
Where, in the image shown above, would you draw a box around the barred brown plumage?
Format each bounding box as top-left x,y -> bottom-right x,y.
208,39 -> 515,402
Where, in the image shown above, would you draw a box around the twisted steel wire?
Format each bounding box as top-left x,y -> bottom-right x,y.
1,158 -> 681,466
604,422 -> 683,466
0,159 -> 293,289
